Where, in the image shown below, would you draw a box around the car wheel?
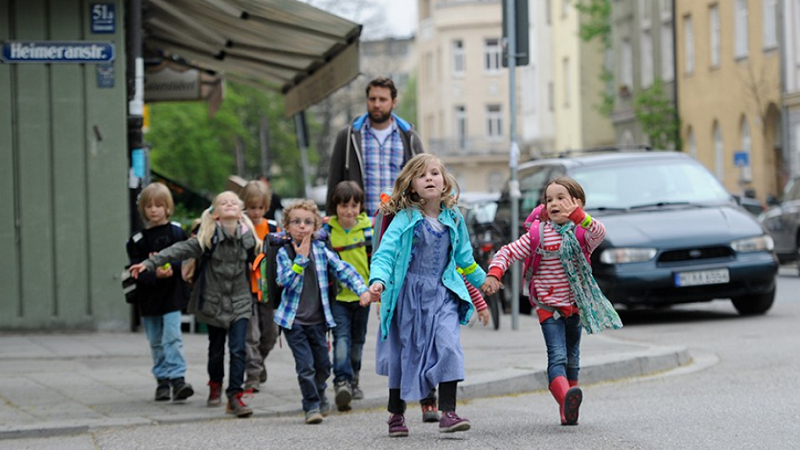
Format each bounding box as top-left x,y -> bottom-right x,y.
731,287 -> 775,316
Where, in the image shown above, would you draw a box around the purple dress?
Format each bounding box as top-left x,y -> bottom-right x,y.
376,217 -> 465,401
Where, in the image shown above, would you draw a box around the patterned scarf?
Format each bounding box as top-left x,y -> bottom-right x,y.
553,221 -> 623,334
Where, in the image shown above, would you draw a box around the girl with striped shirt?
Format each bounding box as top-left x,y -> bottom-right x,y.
483,177 -> 619,426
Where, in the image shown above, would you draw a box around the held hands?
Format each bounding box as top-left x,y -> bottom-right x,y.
358,291 -> 372,307
294,233 -> 311,257
128,263 -> 148,279
365,282 -> 384,306
481,276 -> 502,296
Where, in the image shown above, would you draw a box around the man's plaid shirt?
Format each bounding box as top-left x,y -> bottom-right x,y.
362,119 -> 405,216
274,240 -> 367,329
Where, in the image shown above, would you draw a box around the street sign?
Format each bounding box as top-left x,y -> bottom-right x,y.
734,151 -> 749,167
1,41 -> 115,63
91,3 -> 116,34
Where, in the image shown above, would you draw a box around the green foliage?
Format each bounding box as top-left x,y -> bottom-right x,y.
146,81 -> 314,198
394,74 -> 418,126
575,0 -> 612,47
633,78 -> 680,150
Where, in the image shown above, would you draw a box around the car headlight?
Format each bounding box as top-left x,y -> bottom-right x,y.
731,235 -> 774,253
599,248 -> 657,264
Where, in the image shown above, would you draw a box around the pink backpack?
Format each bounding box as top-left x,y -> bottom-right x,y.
521,205 -> 590,286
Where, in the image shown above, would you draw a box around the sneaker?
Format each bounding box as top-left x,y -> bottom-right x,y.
244,379 -> 260,393
207,381 -> 223,407
421,402 -> 439,422
259,368 -> 268,384
351,376 -> 364,400
305,408 -> 323,424
226,392 -> 253,418
170,377 -> 194,401
155,379 -> 170,402
334,380 -> 352,411
387,413 -> 409,437
439,411 -> 471,433
562,386 -> 583,426
320,396 -> 331,417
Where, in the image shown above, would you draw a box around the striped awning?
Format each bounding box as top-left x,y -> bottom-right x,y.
143,0 -> 362,115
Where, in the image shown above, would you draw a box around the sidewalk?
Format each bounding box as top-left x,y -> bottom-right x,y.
0,312 -> 689,439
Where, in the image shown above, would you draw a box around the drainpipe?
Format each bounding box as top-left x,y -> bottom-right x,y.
778,0 -> 791,189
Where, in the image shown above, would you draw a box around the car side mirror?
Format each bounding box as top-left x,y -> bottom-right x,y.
766,195 -> 778,206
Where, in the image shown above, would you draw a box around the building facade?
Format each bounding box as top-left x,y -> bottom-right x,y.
610,0 -> 676,147
519,0 -> 556,159
550,0 -> 614,152
417,0 -> 511,192
676,0 -> 782,200
783,0 -> 800,182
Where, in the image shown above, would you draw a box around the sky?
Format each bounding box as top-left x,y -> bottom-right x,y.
378,0 -> 418,38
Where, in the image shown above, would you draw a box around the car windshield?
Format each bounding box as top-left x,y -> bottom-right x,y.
571,159 -> 731,210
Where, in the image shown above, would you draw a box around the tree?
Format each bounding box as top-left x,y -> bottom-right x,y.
146,81 -> 317,198
575,0 -> 614,116
633,78 -> 680,150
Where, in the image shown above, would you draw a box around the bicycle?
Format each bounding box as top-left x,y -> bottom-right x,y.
472,222 -> 507,330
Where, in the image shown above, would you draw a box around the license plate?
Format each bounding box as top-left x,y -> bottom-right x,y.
674,269 -> 730,287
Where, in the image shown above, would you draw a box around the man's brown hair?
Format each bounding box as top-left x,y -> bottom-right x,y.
365,77 -> 397,99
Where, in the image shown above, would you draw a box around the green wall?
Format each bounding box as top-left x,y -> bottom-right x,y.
0,0 -> 130,330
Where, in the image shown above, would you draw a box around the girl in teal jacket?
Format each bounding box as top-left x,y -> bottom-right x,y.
363,154 -> 489,437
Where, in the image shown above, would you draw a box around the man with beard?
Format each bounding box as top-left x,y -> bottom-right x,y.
326,77 -> 425,216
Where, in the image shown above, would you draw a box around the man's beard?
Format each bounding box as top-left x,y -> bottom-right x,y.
369,110 -> 391,124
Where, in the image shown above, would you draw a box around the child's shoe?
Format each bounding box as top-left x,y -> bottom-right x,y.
562,386 -> 583,426
207,380 -> 223,407
387,413 -> 409,437
170,377 -> 194,401
439,411 -> 471,433
244,379 -> 260,393
421,401 -> 439,422
226,392 -> 253,418
351,375 -> 364,400
334,380 -> 352,411
305,408 -> 323,424
155,379 -> 170,401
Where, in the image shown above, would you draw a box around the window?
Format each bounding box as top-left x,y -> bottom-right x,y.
741,116 -> 753,181
484,39 -> 501,73
661,22 -> 674,81
546,0 -> 552,24
486,105 -> 503,139
639,0 -> 651,26
640,30 -> 653,88
621,38 -> 633,88
684,15 -> 694,74
735,0 -> 748,59
455,106 -> 467,149
563,58 -> 571,106
687,126 -> 696,158
710,4 -> 720,68
660,0 -> 672,19
763,0 -> 778,50
424,52 -> 434,85
714,123 -> 724,180
453,40 -> 465,75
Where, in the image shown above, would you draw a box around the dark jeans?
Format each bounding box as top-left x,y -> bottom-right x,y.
207,318 -> 249,398
540,313 -> 582,383
331,300 -> 370,383
283,322 -> 331,412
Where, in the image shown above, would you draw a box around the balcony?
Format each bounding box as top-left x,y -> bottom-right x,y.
428,136 -> 509,157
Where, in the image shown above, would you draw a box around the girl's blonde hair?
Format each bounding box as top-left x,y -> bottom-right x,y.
281,199 -> 322,230
382,154 -> 459,215
137,182 -> 174,223
196,191 -> 262,250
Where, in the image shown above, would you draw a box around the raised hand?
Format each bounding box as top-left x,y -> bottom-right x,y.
294,233 -> 311,257
560,196 -> 580,219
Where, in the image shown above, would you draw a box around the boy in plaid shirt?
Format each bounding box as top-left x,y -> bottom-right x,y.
274,199 -> 371,424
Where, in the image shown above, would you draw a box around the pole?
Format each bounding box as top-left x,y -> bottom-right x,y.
295,111 -> 312,198
505,0 -> 521,330
260,116 -> 271,178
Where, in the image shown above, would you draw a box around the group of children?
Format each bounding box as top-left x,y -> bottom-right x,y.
127,153 -> 622,435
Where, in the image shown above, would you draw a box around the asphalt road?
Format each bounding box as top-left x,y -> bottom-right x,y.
4,266 -> 800,450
